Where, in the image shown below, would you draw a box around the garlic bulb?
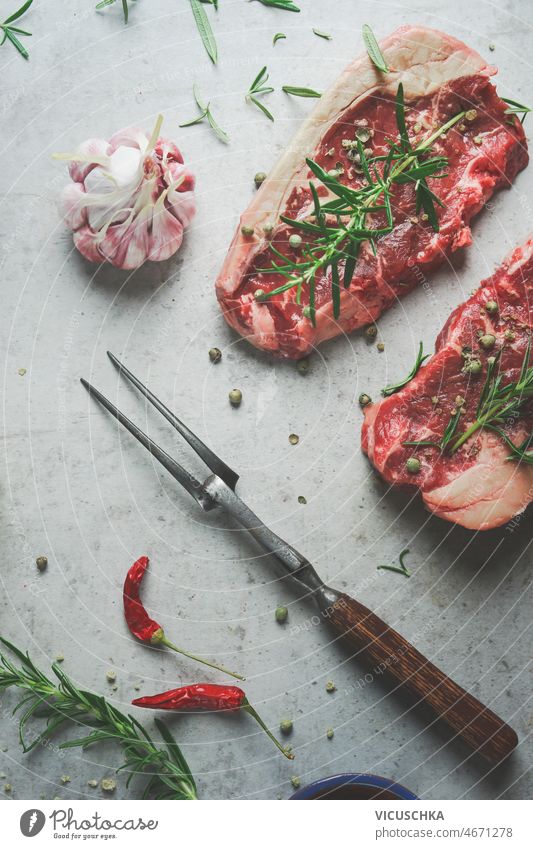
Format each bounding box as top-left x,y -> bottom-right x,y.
57,116 -> 196,270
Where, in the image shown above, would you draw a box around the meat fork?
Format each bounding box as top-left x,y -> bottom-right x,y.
81,353 -> 518,765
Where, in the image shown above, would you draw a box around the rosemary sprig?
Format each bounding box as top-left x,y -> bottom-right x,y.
247,66 -> 275,121
255,85 -> 463,325
404,341 -> 533,463
0,638 -> 197,800
282,85 -> 321,98
502,97 -> 531,124
362,23 -> 388,73
273,32 -> 286,44
190,0 -> 217,64
254,0 -> 300,11
1,0 -> 33,59
377,548 -> 411,577
313,28 -> 332,40
180,83 -> 229,143
95,0 -> 130,24
382,342 -> 429,396
450,341 -> 533,459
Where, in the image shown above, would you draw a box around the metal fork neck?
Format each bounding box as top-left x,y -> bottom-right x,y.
204,475 -> 329,599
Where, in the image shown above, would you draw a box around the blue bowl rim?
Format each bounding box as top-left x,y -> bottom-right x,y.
290,772 -> 418,800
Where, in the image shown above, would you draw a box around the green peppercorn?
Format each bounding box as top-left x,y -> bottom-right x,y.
35,555 -> 48,571
355,126 -> 372,144
359,393 -> 372,408
291,776 -> 301,789
241,224 -> 254,237
229,389 -> 243,407
485,300 -> 498,315
275,606 -> 288,624
263,222 -> 274,236
289,234 -> 302,249
406,457 -> 421,474
289,433 -> 299,445
479,333 -> 496,350
302,305 -> 312,319
463,359 -> 482,375
298,495 -> 307,505
325,680 -> 336,693
296,358 -> 310,375
254,289 -> 267,301
280,719 -> 293,735
377,342 -> 385,352
254,171 -> 267,189
326,728 -> 334,739
208,347 -> 222,364
365,324 -> 378,341
504,329 -> 516,341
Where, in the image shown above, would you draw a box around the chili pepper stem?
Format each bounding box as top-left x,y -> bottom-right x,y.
241,698 -> 294,759
160,636 -> 245,682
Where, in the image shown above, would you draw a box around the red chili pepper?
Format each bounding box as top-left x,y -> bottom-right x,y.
132,684 -> 294,760
133,683 -> 245,712
124,556 -> 244,681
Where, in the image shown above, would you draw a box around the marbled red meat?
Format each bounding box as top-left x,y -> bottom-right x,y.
216,26 -> 528,358
362,238 -> 533,530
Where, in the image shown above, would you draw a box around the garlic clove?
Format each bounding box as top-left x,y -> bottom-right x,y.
108,126 -> 149,154
149,204 -> 184,262
73,225 -> 106,265
68,138 -> 110,183
61,182 -> 87,230
100,205 -> 152,270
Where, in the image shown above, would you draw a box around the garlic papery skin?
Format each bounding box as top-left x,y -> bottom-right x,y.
55,116 -> 196,270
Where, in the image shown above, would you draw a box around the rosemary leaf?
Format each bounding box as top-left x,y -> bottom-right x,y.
502,97 -> 531,124
250,95 -> 275,121
254,0 -> 300,11
4,0 -> 33,23
1,0 -> 33,58
378,548 -> 411,577
95,0 -> 129,24
382,342 -> 429,396
179,107 -> 209,127
362,23 -> 388,73
190,0 -> 218,64
312,28 -> 332,40
273,32 -> 286,45
282,85 -> 321,98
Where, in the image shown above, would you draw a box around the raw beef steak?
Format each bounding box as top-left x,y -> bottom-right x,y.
362,237 -> 533,531
216,26 -> 527,358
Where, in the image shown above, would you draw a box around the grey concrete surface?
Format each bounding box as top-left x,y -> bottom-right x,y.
1,0 -> 532,801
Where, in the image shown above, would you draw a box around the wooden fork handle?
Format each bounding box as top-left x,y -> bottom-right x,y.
327,592 -> 517,764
